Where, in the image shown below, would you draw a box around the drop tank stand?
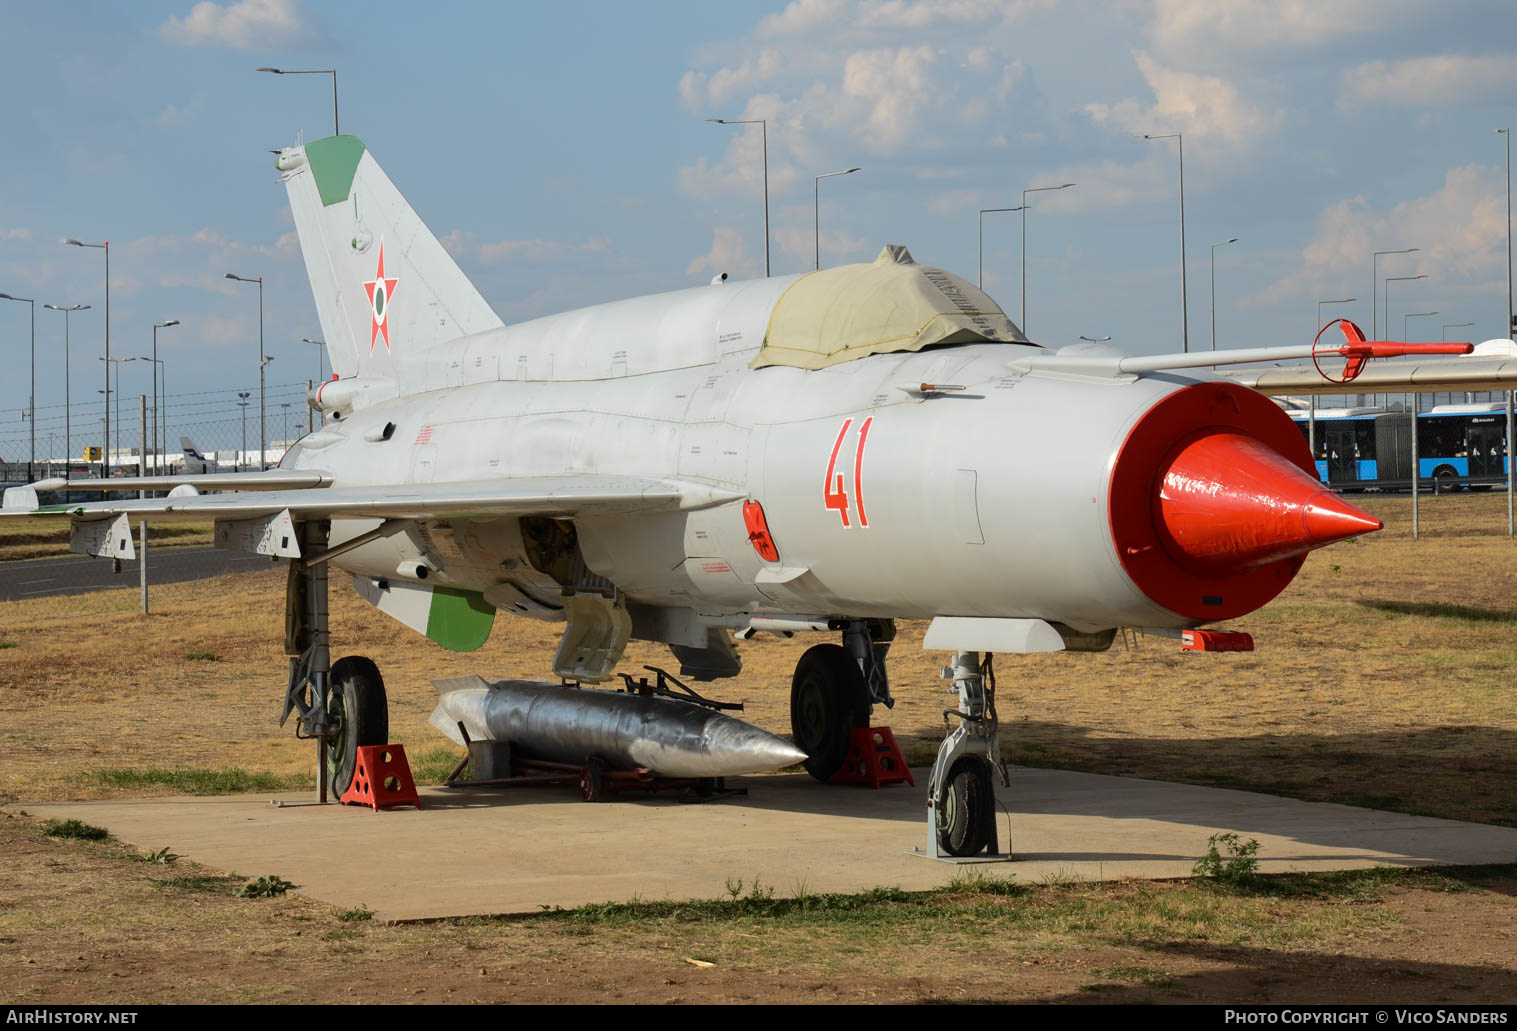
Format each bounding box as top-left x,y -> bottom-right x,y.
279,519 -> 337,803
915,650 -> 1013,863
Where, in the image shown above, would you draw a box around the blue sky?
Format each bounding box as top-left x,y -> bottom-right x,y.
3,0 -> 1517,460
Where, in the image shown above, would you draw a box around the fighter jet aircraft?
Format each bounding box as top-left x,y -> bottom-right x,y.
0,133 -> 1475,855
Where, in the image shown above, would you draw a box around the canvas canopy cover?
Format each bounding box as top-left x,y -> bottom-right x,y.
753,244 -> 1030,370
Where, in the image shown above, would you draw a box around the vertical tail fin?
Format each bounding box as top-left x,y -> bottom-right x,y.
276,135 -> 503,385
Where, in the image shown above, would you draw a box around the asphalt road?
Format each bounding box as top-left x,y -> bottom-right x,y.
0,545 -> 275,601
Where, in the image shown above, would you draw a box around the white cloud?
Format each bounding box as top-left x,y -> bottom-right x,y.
1340,54 -> 1517,109
438,230 -> 474,258
1148,0 -> 1412,54
1021,154 -> 1172,214
195,314 -> 247,349
775,225 -> 870,265
856,0 -> 1035,30
153,103 -> 198,130
680,51 -> 786,111
476,237 -> 612,264
1084,51 -> 1280,148
3,228 -> 31,242
927,188 -> 986,217
758,0 -> 850,36
686,227 -> 760,281
758,0 -> 1041,37
123,226 -> 298,297
157,0 -> 320,50
681,40 -> 1022,203
1248,164 -> 1508,307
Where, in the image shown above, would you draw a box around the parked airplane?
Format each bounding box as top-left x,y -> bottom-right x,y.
179,437 -> 215,475
0,133 -> 1474,855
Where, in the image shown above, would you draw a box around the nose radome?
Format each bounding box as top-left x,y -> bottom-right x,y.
1154,429 -> 1383,577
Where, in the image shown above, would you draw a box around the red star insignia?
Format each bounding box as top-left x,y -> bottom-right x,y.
363,239 -> 399,352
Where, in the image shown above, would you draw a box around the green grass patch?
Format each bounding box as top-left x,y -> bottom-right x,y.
42,818 -> 110,841
88,766 -> 311,795
1095,965 -> 1177,988
183,651 -> 220,662
497,863 -> 1500,934
0,642 -> 16,650
337,905 -> 374,922
156,874 -> 244,895
236,875 -> 296,898
409,746 -> 465,785
1358,599 -> 1517,624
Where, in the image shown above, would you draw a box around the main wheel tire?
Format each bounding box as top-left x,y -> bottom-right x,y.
325,656 -> 388,797
937,757 -> 990,858
790,643 -> 871,782
1433,468 -> 1457,494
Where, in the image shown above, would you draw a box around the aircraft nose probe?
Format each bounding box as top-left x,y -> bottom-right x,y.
1154,428 -> 1383,576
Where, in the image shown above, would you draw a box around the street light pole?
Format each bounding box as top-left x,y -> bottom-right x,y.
1498,130 -> 1514,343
237,392 -> 250,472
706,118 -> 770,278
1372,248 -> 1418,339
44,304 -> 88,479
1405,310 -> 1440,540
814,168 -> 861,271
63,239 -> 108,477
1318,298 -> 1357,336
302,337 -> 326,382
149,320 -> 178,476
1404,311 -> 1440,344
226,274 -> 265,469
1144,133 -> 1188,350
257,68 -> 339,137
1386,275 -> 1428,340
1019,182 -> 1076,335
0,293 -> 35,480
98,356 -> 127,465
977,207 -> 1024,290
1210,238 -> 1238,351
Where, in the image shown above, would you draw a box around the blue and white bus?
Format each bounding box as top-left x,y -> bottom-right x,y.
1285,403 -> 1510,491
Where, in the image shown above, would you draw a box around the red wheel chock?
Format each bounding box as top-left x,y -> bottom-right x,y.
829,726 -> 915,788
341,744 -> 422,811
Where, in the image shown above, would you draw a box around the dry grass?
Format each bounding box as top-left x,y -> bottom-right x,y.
3,807 -> 1513,1005
0,492 -> 1514,826
0,520 -> 211,562
4,493 -> 1517,1004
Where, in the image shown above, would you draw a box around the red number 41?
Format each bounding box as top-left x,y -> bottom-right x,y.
824,417 -> 873,528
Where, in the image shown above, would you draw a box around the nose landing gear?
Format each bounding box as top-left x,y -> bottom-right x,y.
924,651 -> 1008,860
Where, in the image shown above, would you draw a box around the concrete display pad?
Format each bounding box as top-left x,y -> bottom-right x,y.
22,768 -> 1517,922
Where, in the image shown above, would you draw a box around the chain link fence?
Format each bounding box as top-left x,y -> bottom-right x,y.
1,379 -> 317,483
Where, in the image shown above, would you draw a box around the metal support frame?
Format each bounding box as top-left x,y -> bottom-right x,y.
842,618 -> 895,709
280,519 -> 335,802
920,651 -> 1011,862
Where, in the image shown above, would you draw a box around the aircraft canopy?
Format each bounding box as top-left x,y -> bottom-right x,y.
752,245 -> 1027,370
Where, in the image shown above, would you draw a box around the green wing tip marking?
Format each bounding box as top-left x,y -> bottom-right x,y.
304,135 -> 367,207
425,588 -> 497,653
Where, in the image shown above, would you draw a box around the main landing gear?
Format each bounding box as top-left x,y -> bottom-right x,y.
281,519 -> 388,800
789,619 -> 894,781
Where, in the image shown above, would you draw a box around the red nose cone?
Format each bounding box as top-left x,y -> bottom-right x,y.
1155,430 -> 1383,576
